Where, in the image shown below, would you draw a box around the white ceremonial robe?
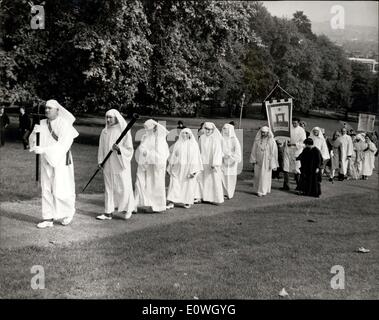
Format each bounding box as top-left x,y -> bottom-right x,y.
199,133 -> 224,204
167,132 -> 203,205
338,134 -> 353,175
98,126 -> 135,214
312,136 -> 330,161
283,126 -> 306,173
134,133 -> 169,212
221,136 -> 241,199
29,118 -> 78,220
362,141 -> 377,176
250,137 -> 278,196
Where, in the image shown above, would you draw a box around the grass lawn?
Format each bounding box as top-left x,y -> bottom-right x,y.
1,115 -> 378,299
0,192 -> 377,299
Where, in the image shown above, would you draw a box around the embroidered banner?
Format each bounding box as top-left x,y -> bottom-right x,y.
265,98 -> 293,141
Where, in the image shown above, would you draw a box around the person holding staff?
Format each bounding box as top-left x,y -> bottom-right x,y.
96,109 -> 135,220
29,99 -> 79,228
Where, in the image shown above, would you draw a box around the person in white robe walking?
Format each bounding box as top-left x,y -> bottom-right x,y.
249,126 -> 278,197
328,130 -> 342,181
221,123 -> 241,199
282,118 -> 306,190
338,127 -> 353,180
96,109 -> 135,221
349,133 -> 366,180
309,127 -> 330,174
362,134 -> 377,179
134,119 -> 169,212
198,122 -> 224,204
166,128 -> 203,209
29,99 -> 79,228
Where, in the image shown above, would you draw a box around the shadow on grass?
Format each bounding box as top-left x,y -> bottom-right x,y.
0,210 -> 40,225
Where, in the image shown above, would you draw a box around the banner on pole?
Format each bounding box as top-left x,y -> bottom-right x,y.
357,113 -> 376,132
265,98 -> 293,141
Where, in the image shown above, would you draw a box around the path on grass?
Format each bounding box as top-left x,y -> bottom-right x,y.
1,170 -> 377,249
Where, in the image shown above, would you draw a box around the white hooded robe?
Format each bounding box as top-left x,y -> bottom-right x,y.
29,99 -> 79,220
98,109 -> 135,214
249,127 -> 278,196
221,124 -> 242,199
134,119 -> 169,212
167,128 -> 203,205
198,122 -> 224,204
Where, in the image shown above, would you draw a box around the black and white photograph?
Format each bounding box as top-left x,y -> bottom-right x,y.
0,0 -> 378,313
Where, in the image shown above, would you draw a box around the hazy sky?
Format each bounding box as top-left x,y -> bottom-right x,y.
261,1 -> 378,27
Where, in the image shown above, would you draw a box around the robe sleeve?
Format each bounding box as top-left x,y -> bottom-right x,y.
321,140 -> 330,160
249,141 -> 257,164
146,138 -> 169,168
211,139 -> 223,167
98,130 -> 105,165
28,127 -> 37,149
368,142 -> 377,153
295,129 -> 306,150
347,137 -> 353,156
42,121 -> 75,168
116,132 -> 134,169
230,138 -> 242,164
270,139 -> 279,169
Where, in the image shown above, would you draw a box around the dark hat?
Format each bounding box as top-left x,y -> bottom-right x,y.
304,138 -> 313,145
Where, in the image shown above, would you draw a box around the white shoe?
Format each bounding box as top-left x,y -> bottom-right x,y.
184,204 -> 191,209
37,221 -> 53,229
124,212 -> 132,220
61,216 -> 74,226
166,203 -> 174,210
194,199 -> 201,204
96,214 -> 112,220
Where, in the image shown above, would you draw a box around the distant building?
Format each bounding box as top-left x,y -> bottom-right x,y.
349,57 -> 378,73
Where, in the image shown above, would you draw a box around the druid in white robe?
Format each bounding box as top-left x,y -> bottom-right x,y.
198,122 -> 224,204
283,125 -> 306,174
134,119 -> 169,212
221,123 -> 242,199
309,127 -> 330,162
98,109 -> 135,215
338,132 -> 353,176
362,136 -> 377,177
349,134 -> 366,179
249,126 -> 278,196
29,99 -> 79,225
167,128 -> 203,206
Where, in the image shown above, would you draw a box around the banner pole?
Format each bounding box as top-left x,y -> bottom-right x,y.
239,93 -> 245,129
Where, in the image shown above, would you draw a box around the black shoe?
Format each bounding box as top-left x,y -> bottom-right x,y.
280,185 -> 290,191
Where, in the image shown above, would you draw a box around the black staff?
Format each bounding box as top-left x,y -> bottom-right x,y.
82,113 -> 140,193
30,104 -> 44,182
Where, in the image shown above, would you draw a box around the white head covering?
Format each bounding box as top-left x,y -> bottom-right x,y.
104,109 -> 127,133
168,128 -> 203,175
199,122 -> 224,167
46,99 -> 76,125
222,123 -> 237,139
310,126 -> 325,140
254,126 -> 274,142
203,122 -> 223,141
144,119 -> 169,136
45,99 -> 79,139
